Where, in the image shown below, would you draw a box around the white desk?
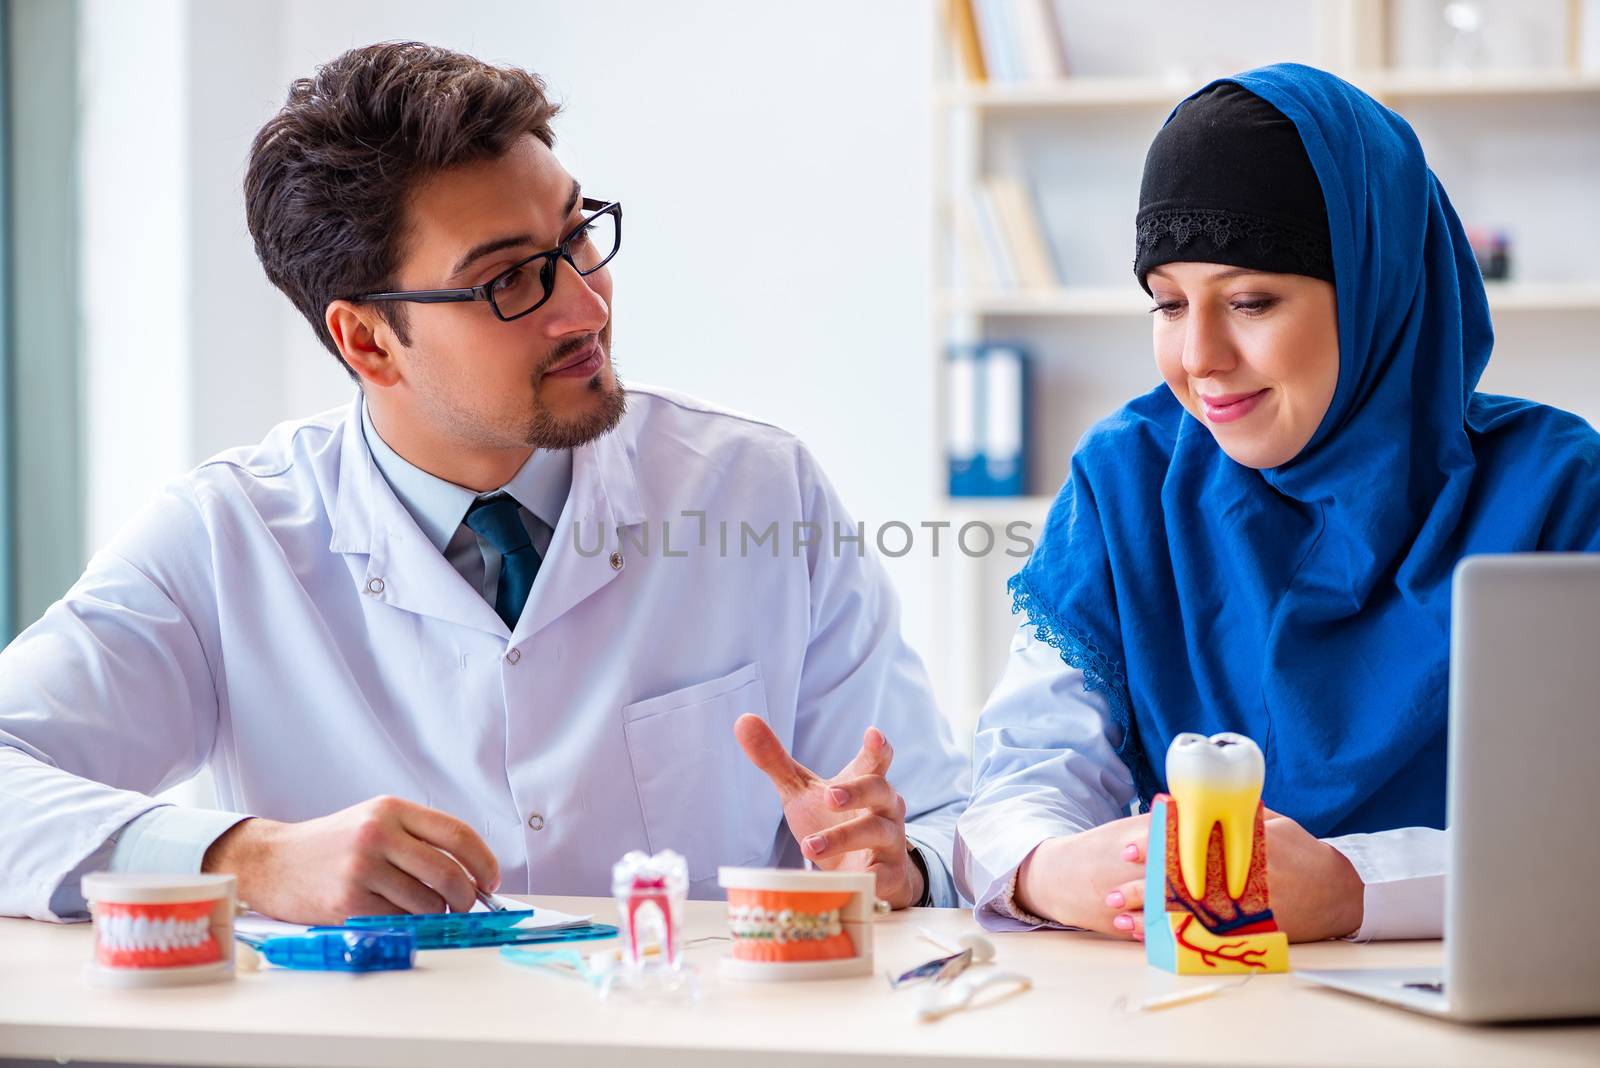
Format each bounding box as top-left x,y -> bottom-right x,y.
1,896 -> 1596,1067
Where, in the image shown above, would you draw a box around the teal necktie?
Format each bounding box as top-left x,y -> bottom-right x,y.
464,494 -> 541,629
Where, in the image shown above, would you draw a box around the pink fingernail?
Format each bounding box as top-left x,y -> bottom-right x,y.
1122,844 -> 1141,861
1113,914 -> 1134,931
829,787 -> 849,806
1105,890 -> 1125,909
804,834 -> 826,855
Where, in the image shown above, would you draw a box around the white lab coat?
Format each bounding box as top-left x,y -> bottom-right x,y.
0,387 -> 968,920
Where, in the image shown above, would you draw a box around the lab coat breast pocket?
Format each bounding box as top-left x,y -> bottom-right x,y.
621,661 -> 782,883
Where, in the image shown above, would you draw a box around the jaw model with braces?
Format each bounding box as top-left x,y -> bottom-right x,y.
727,893 -> 854,962
718,868 -> 875,981
1145,732 -> 1290,975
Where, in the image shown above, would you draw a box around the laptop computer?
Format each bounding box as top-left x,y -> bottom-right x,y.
1298,553 -> 1600,1023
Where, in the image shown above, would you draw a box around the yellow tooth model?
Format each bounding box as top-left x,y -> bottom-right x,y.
1145,732 -> 1289,975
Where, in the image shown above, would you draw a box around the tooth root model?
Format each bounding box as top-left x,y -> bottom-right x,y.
613,849 -> 688,971
1145,732 -> 1290,975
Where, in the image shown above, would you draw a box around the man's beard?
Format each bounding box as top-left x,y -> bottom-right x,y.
522,358 -> 628,450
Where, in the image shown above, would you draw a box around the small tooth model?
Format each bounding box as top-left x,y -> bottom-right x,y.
1145,732 -> 1290,975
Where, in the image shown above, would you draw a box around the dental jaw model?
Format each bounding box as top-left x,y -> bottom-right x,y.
603,849 -> 694,998
81,873 -> 238,987
1145,733 -> 1290,975
718,868 -> 875,981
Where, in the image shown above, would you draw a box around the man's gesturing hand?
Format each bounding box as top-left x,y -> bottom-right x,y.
202,795 -> 501,925
734,714 -> 925,909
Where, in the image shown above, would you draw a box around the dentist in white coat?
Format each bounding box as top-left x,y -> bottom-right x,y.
0,42 -> 967,924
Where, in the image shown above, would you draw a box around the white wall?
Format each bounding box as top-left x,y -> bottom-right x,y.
79,0 -> 299,550
186,2 -> 291,465
80,0 -> 192,553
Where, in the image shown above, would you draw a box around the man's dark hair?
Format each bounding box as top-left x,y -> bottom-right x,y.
245,41 -> 560,376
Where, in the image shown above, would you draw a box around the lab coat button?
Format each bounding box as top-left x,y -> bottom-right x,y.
609,551 -> 624,571
365,577 -> 385,595
505,648 -> 521,665
527,812 -> 545,831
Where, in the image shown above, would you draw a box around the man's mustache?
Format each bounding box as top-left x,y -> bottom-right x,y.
540,333 -> 602,375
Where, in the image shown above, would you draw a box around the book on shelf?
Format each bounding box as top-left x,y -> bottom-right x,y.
956,0 -> 1068,84
955,198 -> 1002,290
967,184 -> 1016,289
1009,0 -> 1068,82
987,176 -> 1059,288
948,342 -> 1028,498
944,0 -> 987,82
966,176 -> 1059,290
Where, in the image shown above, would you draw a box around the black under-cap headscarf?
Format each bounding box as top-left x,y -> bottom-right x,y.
1134,82 -> 1334,293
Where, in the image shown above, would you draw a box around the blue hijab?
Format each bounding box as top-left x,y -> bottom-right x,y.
1011,64 -> 1600,837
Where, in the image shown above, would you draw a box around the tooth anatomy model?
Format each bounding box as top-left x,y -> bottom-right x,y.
613,849 -> 688,971
1145,732 -> 1290,975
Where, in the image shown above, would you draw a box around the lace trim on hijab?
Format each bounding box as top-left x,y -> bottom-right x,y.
1135,207 -> 1331,271
1007,572 -> 1161,804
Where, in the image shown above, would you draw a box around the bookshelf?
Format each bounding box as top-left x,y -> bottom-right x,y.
929,0 -> 1600,743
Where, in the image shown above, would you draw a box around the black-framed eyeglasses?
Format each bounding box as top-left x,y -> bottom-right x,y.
347,197 -> 621,321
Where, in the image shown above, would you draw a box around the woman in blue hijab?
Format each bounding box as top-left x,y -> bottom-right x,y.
954,64 -> 1600,942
